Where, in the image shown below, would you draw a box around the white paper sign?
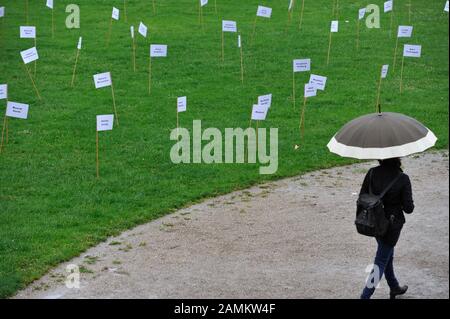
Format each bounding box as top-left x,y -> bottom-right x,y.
309,74 -> 327,91
46,0 -> 54,9
130,26 -> 135,39
304,84 -> 317,98
445,1 -> 449,12
398,26 -> 413,38
384,0 -> 393,13
238,35 -> 242,48
200,0 -> 208,7
6,101 -> 29,119
177,96 -> 187,113
381,65 -> 389,78
150,45 -> 168,57
258,94 -> 272,108
77,37 -> 82,50
20,26 -> 36,39
93,72 -> 112,89
293,59 -> 311,72
97,115 -> 114,132
222,20 -> 237,33
403,44 -> 421,58
330,20 -> 339,33
257,6 -> 272,18
112,7 -> 120,20
20,47 -> 39,64
358,8 -> 366,20
289,0 -> 294,11
251,104 -> 268,121
0,7 -> 5,18
0,84 -> 7,100
139,22 -> 148,37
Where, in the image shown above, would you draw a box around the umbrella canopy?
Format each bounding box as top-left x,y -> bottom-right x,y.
327,112 -> 438,160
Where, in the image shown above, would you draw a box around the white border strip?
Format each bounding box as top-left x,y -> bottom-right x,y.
327,130 -> 438,160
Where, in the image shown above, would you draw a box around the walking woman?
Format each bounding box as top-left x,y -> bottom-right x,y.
360,158 -> 415,299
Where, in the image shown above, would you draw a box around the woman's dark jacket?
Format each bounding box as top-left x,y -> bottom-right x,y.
359,164 -> 415,247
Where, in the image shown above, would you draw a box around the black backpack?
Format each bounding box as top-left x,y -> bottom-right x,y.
355,169 -> 402,237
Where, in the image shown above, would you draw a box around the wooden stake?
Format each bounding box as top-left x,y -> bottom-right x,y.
299,97 -> 307,142
25,0 -> 29,24
256,120 -> 259,153
221,31 -> 224,62
111,82 -> 119,126
326,31 -> 333,66
400,55 -> 405,93
71,49 -> 80,87
124,0 -> 127,23
408,0 -> 411,23
292,71 -> 296,109
215,0 -> 218,14
51,7 -> 54,39
375,70 -> 383,112
23,64 -> 41,100
389,11 -> 394,38
356,19 -> 360,50
0,109 -> 7,154
34,37 -> 37,77
148,56 -> 152,94
335,0 -> 339,19
200,3 -> 204,31
239,36 -> 244,84
393,36 -> 399,72
132,35 -> 136,72
152,0 -> 156,14
5,116 -> 8,145
331,0 -> 335,18
96,130 -> 99,178
299,0 -> 305,30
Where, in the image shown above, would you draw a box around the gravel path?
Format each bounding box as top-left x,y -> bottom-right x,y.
14,151 -> 449,299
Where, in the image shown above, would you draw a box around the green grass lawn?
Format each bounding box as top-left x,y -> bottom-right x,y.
0,0 -> 448,298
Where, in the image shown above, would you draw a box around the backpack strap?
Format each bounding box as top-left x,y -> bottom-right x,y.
379,173 -> 403,199
368,168 -> 374,195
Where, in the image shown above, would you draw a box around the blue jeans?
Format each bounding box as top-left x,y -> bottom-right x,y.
361,239 -> 400,299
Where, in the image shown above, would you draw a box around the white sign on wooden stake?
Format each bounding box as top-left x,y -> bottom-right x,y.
139,22 -> 148,37
257,6 -> 272,18
46,0 -> 54,9
309,74 -> 327,91
222,20 -> 237,32
112,7 -> 120,20
177,96 -> 187,113
20,47 -> 39,64
150,45 -> 168,57
0,7 -> 5,18
381,65 -> 389,78
96,115 -> 114,131
330,21 -> 339,33
93,72 -> 112,89
20,26 -> 36,38
251,104 -> 269,121
403,44 -> 421,57
293,59 -> 311,72
258,94 -> 272,108
0,84 -> 7,100
358,8 -> 366,20
6,101 -> 29,119
384,0 -> 393,13
77,37 -> 82,50
398,26 -> 413,38
304,84 -> 317,98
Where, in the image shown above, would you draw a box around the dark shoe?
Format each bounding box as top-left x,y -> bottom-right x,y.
390,285 -> 408,299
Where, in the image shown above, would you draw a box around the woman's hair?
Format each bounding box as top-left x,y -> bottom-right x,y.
378,158 -> 402,169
